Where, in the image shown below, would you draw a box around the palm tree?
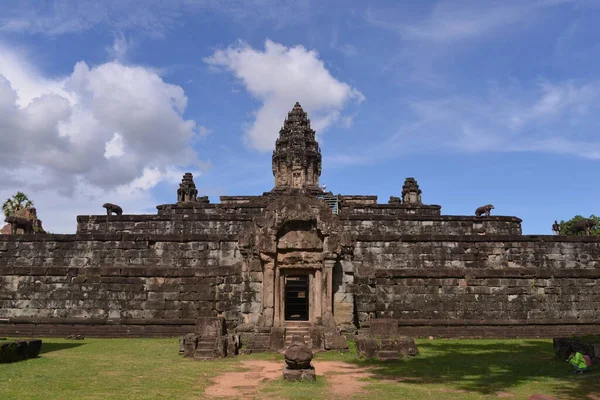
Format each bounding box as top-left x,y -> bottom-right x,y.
2,192 -> 34,217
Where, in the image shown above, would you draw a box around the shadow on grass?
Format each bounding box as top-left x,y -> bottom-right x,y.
40,342 -> 85,354
349,340 -> 600,399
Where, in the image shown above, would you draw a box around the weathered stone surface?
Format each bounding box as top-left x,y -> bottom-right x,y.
284,336 -> 313,369
370,319 -> 398,337
270,327 -> 285,350
2,207 -> 45,235
196,317 -> 225,337
355,335 -> 419,360
283,366 -> 316,382
323,332 -> 349,351
181,333 -> 199,358
309,326 -> 325,349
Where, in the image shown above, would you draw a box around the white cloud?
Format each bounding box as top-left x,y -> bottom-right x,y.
367,0 -> 583,43
327,79 -> 600,164
104,132 -> 125,158
106,34 -> 134,61
403,80 -> 600,157
366,0 -> 592,86
0,42 -> 206,233
204,40 -> 364,150
0,165 -> 202,233
198,125 -> 212,136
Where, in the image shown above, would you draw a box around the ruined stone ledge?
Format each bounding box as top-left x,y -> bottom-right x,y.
339,195 -> 378,205
370,268 -> 600,279
0,234 -> 238,242
219,196 -> 267,204
343,215 -> 521,222
3,317 -> 198,325
156,202 -> 267,210
0,266 -> 239,277
389,319 -> 600,326
343,203 -> 442,210
77,214 -> 253,223
355,234 -> 600,242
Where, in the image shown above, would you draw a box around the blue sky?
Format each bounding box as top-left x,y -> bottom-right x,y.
0,0 -> 599,234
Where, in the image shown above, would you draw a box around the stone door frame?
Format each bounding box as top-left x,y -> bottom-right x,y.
238,194 -> 355,329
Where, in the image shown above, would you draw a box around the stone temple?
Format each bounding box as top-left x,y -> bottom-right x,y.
1,103 -> 599,351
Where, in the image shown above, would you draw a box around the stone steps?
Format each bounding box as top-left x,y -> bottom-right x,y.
284,322 -> 311,348
194,336 -> 217,360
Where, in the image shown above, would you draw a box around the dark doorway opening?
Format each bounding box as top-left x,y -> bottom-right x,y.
285,275 -> 309,321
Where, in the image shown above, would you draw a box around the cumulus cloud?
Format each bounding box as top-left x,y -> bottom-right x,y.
0,43 -> 205,232
204,40 -> 364,150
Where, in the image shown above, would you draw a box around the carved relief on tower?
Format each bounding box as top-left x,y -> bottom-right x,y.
292,170 -> 303,189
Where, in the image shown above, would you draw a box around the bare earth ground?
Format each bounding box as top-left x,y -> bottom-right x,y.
203,360 -> 374,399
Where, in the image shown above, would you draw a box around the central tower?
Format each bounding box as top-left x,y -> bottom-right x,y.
272,102 -> 322,192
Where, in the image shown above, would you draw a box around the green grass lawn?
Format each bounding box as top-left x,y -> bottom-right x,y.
0,337 -> 598,399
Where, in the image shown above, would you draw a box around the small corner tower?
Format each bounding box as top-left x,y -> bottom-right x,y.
272,102 -> 322,192
402,177 -> 423,205
177,173 -> 198,203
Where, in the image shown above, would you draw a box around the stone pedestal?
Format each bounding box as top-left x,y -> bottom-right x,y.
283,366 -> 316,382
283,335 -> 316,381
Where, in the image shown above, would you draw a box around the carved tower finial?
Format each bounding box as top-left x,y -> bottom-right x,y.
272,102 -> 322,191
177,173 -> 198,203
402,177 -> 422,205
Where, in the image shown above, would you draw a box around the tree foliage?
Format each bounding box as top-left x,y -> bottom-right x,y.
558,214 -> 600,236
2,192 -> 34,217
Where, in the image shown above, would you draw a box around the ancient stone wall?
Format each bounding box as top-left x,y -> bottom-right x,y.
354,235 -> 600,337
76,215 -> 253,235
340,215 -> 522,236
77,202 -> 264,235
2,206 -> 599,339
0,234 -> 247,337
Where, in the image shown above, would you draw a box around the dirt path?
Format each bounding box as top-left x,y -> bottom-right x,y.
203,359 -> 374,399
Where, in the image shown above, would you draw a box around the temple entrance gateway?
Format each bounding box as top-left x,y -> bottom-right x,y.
284,275 -> 309,321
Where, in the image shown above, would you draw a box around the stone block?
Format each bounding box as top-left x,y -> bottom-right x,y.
333,302 -> 354,326
356,335 -> 418,360
323,333 -> 349,351
309,326 -> 325,350
195,317 -> 225,336
370,319 -> 398,337
270,327 -> 285,350
283,367 -> 316,382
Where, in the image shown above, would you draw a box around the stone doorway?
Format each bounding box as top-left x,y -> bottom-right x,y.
284,275 -> 309,321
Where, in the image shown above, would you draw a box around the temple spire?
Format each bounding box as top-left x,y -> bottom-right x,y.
271,102 -> 322,192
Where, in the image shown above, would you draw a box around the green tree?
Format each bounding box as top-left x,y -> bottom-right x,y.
2,192 -> 34,217
558,214 -> 600,235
